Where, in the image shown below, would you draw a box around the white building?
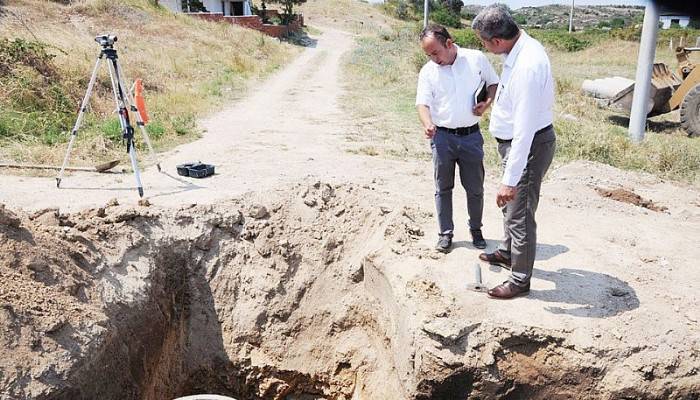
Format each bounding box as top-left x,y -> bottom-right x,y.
158,0 -> 252,16
659,15 -> 690,29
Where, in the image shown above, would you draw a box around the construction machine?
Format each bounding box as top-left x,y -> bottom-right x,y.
582,46 -> 700,137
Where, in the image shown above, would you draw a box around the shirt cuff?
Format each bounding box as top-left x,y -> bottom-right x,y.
415,98 -> 431,107
501,173 -> 520,187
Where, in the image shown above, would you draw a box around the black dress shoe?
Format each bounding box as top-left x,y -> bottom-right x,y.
435,235 -> 452,253
470,229 -> 486,249
487,281 -> 530,299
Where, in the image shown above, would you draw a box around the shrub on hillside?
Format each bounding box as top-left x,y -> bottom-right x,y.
451,28 -> 482,49
395,0 -> 410,20
529,30 -> 592,52
610,26 -> 640,41
430,7 -> 461,28
0,38 -> 57,78
610,17 -> 625,29
0,38 -> 77,144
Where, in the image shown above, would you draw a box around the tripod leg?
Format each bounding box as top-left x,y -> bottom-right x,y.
57,56 -> 103,188
128,140 -> 144,198
107,58 -> 144,197
113,62 -> 161,172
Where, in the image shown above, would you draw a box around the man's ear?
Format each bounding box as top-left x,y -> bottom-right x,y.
445,38 -> 454,48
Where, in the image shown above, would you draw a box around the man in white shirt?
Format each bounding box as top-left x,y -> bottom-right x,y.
416,24 -> 499,253
472,5 -> 557,299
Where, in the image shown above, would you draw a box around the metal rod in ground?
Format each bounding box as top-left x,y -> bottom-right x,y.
629,2 -> 659,143
467,263 -> 487,292
473,262 -> 482,285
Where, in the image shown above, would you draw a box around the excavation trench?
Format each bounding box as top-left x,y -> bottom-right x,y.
0,182 -> 697,400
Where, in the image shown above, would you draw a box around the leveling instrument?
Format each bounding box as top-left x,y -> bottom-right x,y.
56,34 -> 160,197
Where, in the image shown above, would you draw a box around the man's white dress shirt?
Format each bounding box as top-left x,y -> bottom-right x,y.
489,31 -> 554,187
416,45 -> 499,129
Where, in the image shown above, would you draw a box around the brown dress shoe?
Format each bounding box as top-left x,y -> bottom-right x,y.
487,281 -> 530,299
478,250 -> 511,269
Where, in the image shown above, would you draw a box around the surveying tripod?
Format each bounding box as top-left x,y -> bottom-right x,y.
56,34 -> 160,197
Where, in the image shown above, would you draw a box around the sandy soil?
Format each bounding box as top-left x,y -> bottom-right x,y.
1,27 -> 700,400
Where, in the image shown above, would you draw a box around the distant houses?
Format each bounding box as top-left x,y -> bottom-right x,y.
156,0 -> 304,38
659,15 -> 691,29
158,0 -> 253,16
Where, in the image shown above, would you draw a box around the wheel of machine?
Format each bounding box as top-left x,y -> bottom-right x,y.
680,83 -> 700,137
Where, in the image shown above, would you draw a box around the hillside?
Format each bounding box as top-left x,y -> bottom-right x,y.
0,0 -> 300,167
463,4 -> 645,29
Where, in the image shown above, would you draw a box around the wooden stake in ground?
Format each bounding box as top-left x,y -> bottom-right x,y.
0,160 -> 121,173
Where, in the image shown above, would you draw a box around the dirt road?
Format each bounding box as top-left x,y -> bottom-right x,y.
0,27 -> 419,211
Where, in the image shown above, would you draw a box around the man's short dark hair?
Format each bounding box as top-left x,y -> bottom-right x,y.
420,24 -> 452,46
471,4 -> 519,40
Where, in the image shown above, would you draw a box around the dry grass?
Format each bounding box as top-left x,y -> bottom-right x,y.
0,0 -> 300,167
298,0 -> 391,34
338,4 -> 700,185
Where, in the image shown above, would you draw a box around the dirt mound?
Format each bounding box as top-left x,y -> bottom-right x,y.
595,187 -> 668,212
1,181 -> 699,399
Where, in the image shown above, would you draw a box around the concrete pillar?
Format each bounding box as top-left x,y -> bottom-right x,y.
423,0 -> 429,28
628,2 -> 659,143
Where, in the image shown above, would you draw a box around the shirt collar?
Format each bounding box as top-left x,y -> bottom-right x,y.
432,44 -> 460,68
503,30 -> 528,68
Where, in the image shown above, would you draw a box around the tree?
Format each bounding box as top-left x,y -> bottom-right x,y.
610,17 -> 625,29
440,0 -> 463,15
689,17 -> 700,29
267,0 -> 306,24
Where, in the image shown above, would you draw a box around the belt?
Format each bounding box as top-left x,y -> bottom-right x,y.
437,123 -> 480,136
495,124 -> 553,144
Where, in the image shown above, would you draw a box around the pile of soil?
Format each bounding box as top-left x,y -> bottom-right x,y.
1,181 -> 698,400
595,187 -> 668,212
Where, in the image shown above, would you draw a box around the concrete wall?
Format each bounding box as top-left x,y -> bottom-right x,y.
187,13 -> 304,38
158,0 -> 181,12
202,0 -> 223,13
660,16 -> 690,29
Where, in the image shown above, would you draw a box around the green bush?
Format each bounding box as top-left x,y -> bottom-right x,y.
430,7 -> 461,29
610,26 -> 640,41
610,17 -> 625,29
101,117 -> 123,143
529,30 -> 592,52
146,120 -> 166,139
451,28 -> 482,49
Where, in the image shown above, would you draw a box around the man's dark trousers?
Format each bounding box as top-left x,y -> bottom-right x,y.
497,127 -> 556,287
431,127 -> 485,237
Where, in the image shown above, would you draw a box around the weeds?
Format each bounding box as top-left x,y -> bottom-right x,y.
340,13 -> 700,184
0,0 -> 299,166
